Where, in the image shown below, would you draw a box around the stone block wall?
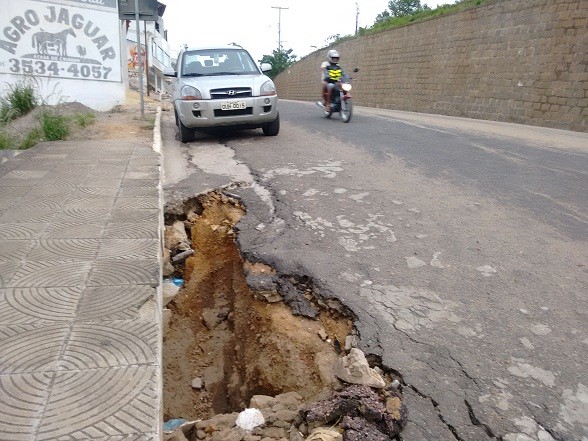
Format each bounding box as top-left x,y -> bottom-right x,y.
274,0 -> 587,132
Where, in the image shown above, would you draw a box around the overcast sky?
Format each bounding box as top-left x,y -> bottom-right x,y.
162,0 -> 449,62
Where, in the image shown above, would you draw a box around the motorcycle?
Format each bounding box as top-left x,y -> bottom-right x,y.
317,67 -> 359,123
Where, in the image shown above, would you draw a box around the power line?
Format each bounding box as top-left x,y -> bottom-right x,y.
271,6 -> 289,52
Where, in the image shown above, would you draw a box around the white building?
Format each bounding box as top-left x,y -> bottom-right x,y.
0,0 -> 171,111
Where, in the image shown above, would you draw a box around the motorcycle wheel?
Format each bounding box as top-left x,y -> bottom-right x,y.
341,99 -> 353,123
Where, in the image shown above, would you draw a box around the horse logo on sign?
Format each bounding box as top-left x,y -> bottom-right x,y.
31,28 -> 76,56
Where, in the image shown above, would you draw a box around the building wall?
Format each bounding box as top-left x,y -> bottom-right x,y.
275,0 -> 587,132
0,0 -> 125,111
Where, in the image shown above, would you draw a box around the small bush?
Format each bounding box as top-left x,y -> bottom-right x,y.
74,112 -> 95,127
3,82 -> 38,117
20,128 -> 43,149
0,130 -> 14,150
39,111 -> 70,141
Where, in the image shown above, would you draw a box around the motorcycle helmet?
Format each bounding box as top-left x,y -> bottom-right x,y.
327,49 -> 340,63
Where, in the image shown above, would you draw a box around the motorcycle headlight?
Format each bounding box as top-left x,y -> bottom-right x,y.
180,85 -> 202,100
260,80 -> 276,96
341,83 -> 352,92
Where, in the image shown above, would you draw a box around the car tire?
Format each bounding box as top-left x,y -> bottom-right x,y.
262,114 -> 280,136
178,119 -> 195,143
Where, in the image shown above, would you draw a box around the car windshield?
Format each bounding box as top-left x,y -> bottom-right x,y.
181,49 -> 260,77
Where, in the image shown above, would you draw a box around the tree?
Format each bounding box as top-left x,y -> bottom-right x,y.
374,10 -> 391,24
387,0 -> 424,17
260,48 -> 297,79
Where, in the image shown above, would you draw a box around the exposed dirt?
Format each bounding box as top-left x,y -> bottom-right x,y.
1,89 -> 160,145
162,192 -> 355,421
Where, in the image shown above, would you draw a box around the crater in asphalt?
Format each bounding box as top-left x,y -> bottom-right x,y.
160,191 -> 408,440
162,191 -> 354,419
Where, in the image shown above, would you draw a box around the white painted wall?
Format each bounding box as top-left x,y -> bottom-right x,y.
0,0 -> 126,111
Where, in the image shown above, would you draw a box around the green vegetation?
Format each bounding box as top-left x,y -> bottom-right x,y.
20,128 -> 43,149
0,130 -> 14,150
39,111 -> 70,141
320,0 -> 490,48
0,81 -> 38,124
74,112 -> 96,128
261,48 -> 297,79
0,82 -> 95,150
369,0 -> 489,32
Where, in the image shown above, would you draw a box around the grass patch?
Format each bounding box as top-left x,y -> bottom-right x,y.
0,130 -> 14,150
74,112 -> 96,127
39,111 -> 70,141
20,128 -> 43,149
319,0 -> 493,49
0,81 -> 38,124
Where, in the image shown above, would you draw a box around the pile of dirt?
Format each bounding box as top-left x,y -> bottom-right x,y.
1,89 -> 162,147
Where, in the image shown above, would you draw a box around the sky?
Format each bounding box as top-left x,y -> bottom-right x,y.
161,0 -> 448,63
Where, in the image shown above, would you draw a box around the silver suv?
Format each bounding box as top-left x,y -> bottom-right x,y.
164,45 -> 279,142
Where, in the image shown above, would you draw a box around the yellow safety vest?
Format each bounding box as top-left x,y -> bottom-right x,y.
327,66 -> 342,82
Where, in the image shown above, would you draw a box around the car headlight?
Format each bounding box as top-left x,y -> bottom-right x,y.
180,85 -> 202,100
341,83 -> 352,92
260,80 -> 276,96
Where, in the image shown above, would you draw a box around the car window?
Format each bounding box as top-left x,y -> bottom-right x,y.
181,49 -> 259,76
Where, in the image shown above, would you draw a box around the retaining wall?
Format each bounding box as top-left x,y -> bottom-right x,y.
274,0 -> 587,132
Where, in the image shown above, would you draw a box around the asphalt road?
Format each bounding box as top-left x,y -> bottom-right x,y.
161,100 -> 588,441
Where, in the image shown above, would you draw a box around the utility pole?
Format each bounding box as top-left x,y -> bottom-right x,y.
271,6 -> 289,52
355,2 -> 359,35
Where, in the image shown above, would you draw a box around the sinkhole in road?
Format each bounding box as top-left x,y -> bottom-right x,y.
162,191 -> 355,421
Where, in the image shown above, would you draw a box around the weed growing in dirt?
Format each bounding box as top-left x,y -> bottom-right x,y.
0,81 -> 38,124
39,111 -> 70,141
74,112 -> 96,127
0,130 -> 14,149
20,128 -> 43,149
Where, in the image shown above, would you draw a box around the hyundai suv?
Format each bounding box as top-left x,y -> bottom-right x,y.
164,45 -> 279,142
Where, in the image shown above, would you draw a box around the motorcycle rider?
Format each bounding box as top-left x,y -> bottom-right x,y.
318,49 -> 346,112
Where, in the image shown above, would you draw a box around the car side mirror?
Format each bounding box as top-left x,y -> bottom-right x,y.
260,63 -> 272,72
353,67 -> 359,73
163,67 -> 176,77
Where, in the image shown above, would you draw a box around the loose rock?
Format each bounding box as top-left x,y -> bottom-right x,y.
333,349 -> 386,388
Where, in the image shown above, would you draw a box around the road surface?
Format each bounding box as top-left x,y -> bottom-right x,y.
161,100 -> 588,441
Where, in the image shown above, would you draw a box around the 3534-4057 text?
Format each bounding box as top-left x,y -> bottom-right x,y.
8,59 -> 112,80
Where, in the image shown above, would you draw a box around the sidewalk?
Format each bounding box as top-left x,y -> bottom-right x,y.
0,114 -> 163,440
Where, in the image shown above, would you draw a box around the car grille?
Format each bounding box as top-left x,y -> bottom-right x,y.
210,87 -> 252,99
214,108 -> 253,117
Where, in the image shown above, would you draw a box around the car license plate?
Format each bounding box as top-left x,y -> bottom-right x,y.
221,101 -> 246,111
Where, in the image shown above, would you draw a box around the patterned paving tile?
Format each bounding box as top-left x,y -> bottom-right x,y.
97,239 -> 159,260
0,223 -> 46,240
0,287 -> 83,324
0,261 -> 20,288
0,324 -> 69,373
102,223 -> 159,239
37,366 -> 159,440
6,261 -> 92,287
26,239 -> 101,261
0,240 -> 34,261
24,183 -> 76,198
53,207 -> 112,224
59,320 -> 158,369
64,197 -> 115,210
77,285 -> 155,321
109,209 -> 159,223
118,188 -> 159,198
113,198 -> 159,210
42,222 -> 106,239
0,371 -> 53,441
86,260 -> 159,287
0,207 -> 56,224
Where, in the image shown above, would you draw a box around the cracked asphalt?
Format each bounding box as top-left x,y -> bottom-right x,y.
161,100 -> 588,441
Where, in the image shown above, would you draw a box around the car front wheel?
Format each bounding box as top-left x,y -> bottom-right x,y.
178,119 -> 195,143
262,114 -> 280,136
